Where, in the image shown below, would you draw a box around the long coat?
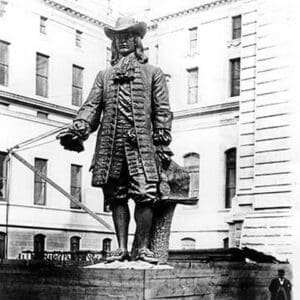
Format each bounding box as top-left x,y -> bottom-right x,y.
269,278 -> 292,300
75,58 -> 172,186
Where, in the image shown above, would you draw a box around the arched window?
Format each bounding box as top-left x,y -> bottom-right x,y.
34,234 -> 45,260
183,153 -> 200,198
223,237 -> 229,249
0,232 -> 5,259
70,236 -> 81,252
181,237 -> 196,250
102,238 -> 111,254
225,148 -> 237,208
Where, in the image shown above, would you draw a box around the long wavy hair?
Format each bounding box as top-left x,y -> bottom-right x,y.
110,36 -> 148,66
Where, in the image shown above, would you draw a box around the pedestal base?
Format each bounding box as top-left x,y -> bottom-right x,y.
0,260 -> 292,299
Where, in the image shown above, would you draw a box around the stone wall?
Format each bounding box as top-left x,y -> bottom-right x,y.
0,260 -> 292,299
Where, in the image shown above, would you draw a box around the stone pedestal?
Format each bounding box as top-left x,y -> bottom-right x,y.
0,260 -> 292,299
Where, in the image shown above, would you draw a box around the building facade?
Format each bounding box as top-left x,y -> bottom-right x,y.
0,0 -> 294,262
142,0 -> 292,260
0,0 -> 117,259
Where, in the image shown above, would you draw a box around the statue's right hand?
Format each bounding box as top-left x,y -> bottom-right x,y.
71,120 -> 91,141
56,129 -> 84,153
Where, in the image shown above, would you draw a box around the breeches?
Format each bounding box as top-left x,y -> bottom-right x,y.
102,159 -> 158,209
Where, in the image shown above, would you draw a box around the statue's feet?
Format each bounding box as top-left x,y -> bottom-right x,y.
106,248 -> 130,263
136,248 -> 158,264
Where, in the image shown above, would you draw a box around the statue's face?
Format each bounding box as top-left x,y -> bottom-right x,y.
115,32 -> 135,56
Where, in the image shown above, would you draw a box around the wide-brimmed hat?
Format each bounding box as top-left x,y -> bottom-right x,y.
104,16 -> 147,40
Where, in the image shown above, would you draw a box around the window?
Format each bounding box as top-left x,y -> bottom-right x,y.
70,164 -> 82,209
187,68 -> 198,104
75,30 -> 82,47
225,148 -> 237,208
183,153 -> 200,198
189,27 -> 197,54
34,158 -> 47,205
0,232 -> 5,259
0,41 -> 9,86
40,16 -> 47,34
181,237 -> 196,250
106,47 -> 111,67
37,111 -> 48,119
34,234 -> 45,260
230,58 -> 240,97
70,236 -> 80,252
223,237 -> 229,249
0,152 -> 8,200
155,44 -> 159,64
232,15 -> 241,40
102,238 -> 111,254
72,65 -> 84,106
36,53 -> 49,97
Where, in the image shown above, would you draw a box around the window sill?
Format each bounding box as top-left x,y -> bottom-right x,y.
33,204 -> 46,207
185,52 -> 200,58
217,208 -> 231,213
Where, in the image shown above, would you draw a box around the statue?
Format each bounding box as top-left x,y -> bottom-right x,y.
59,17 -> 194,264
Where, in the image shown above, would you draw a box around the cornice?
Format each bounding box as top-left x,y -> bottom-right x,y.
150,0 -> 241,24
174,101 -> 239,120
0,90 -> 77,118
43,0 -> 112,29
0,91 -> 239,121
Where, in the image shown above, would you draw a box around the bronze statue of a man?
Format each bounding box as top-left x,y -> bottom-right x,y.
59,17 -> 173,263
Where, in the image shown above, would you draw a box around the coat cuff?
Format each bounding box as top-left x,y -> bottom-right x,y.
153,129 -> 172,146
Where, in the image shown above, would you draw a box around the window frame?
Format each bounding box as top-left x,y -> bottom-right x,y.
102,238 -> 112,253
225,148 -> 237,209
183,152 -> 200,199
229,58 -> 241,97
181,237 -> 196,250
40,16 -> 47,34
36,53 -> 49,97
34,234 -> 45,260
189,27 -> 198,54
155,44 -> 159,65
0,151 -> 8,200
0,40 -> 9,86
75,30 -> 82,47
70,236 -> 81,252
232,15 -> 242,40
34,158 -> 47,205
187,67 -> 199,104
72,64 -> 84,106
37,111 -> 48,119
0,232 -> 5,259
70,164 -> 82,209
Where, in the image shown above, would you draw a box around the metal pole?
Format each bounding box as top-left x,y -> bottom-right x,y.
9,151 -> 113,232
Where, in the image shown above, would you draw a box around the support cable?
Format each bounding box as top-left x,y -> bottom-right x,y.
8,123 -> 70,152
